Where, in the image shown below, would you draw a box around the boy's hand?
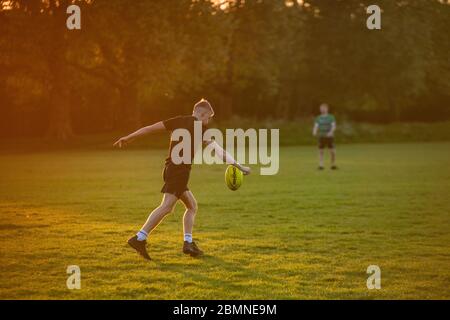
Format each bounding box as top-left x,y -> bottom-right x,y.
235,163 -> 251,175
113,136 -> 129,148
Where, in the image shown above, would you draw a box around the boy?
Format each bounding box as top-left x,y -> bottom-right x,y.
312,103 -> 337,170
113,99 -> 251,260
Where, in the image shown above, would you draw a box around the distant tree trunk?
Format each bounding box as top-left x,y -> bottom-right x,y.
116,83 -> 141,130
47,77 -> 73,141
276,78 -> 292,119
46,1 -> 74,141
221,91 -> 233,119
222,27 -> 235,118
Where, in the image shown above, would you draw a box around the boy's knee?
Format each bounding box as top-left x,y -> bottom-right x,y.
186,200 -> 197,213
161,203 -> 174,215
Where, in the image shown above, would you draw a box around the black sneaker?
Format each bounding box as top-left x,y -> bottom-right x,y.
331,165 -> 338,170
183,241 -> 204,257
318,166 -> 324,170
127,235 -> 151,260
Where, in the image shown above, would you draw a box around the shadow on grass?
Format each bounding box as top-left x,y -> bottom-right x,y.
150,253 -> 279,297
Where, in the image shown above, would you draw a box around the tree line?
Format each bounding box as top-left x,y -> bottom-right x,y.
0,0 -> 449,140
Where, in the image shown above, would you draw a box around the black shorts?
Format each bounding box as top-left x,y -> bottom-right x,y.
160,164 -> 191,198
318,137 -> 335,149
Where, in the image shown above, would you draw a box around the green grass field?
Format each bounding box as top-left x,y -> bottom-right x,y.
1,142 -> 449,299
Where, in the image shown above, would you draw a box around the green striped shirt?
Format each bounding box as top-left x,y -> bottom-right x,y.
315,114 -> 336,137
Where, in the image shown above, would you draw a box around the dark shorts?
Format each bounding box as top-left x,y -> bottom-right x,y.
318,137 -> 335,149
160,164 -> 191,198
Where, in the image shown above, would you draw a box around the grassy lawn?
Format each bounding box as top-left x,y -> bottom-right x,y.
0,142 -> 449,299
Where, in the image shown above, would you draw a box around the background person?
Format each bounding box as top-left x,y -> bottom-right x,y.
313,103 -> 337,170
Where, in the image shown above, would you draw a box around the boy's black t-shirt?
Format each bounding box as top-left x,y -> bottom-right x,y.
162,115 -> 206,170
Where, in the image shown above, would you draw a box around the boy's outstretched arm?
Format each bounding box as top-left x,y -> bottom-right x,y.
205,140 -> 251,175
313,123 -> 319,136
327,122 -> 336,137
113,121 -> 165,148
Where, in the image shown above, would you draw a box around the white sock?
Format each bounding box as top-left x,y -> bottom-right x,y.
184,233 -> 193,243
136,230 -> 148,241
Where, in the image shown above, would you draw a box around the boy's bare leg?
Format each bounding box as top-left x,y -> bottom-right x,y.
141,193 -> 178,234
180,191 -> 197,235
127,193 -> 177,260
319,149 -> 325,168
180,191 -> 203,257
330,148 -> 337,168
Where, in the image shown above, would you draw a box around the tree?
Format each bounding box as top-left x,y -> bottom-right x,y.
1,0 -> 92,140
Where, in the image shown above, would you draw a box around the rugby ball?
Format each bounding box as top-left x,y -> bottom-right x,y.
225,165 -> 243,191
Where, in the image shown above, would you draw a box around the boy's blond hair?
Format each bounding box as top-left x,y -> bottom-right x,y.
193,98 -> 214,116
